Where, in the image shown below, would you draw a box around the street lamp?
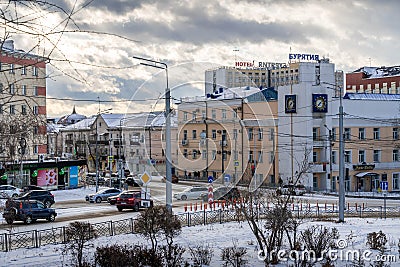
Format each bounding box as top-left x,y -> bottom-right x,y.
132,56 -> 172,212
323,81 -> 345,222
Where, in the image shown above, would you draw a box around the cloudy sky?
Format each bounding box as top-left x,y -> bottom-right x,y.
7,0 -> 400,117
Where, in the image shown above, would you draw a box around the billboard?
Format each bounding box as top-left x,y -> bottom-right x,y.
37,168 -> 58,187
69,166 -> 78,188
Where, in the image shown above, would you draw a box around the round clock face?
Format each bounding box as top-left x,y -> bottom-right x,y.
287,98 -> 294,109
315,96 -> 326,110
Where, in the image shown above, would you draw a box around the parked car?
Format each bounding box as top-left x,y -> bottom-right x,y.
3,199 -> 57,224
15,190 -> 55,207
201,186 -> 241,203
115,190 -> 153,211
278,184 -> 307,196
161,175 -> 179,184
0,185 -> 22,198
22,185 -> 44,192
85,188 -> 121,203
173,186 -> 208,200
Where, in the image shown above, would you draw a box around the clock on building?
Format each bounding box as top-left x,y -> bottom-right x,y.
285,95 -> 297,113
312,94 -> 328,113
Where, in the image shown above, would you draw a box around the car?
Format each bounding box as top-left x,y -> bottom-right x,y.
201,186 -> 241,203
161,175 -> 179,184
115,191 -> 153,211
2,199 -> 57,224
173,186 -> 208,201
278,184 -> 307,196
107,190 -> 136,205
0,185 -> 22,198
22,185 -> 44,192
15,190 -> 55,207
85,188 -> 121,203
125,176 -> 143,187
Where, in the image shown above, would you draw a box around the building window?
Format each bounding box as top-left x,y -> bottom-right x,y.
258,128 -> 263,140
393,173 -> 399,190
201,110 -> 206,119
344,128 -> 351,140
393,128 -> 399,140
358,128 -> 365,140
192,110 -> 197,120
9,63 -> 14,74
33,126 -> 38,135
222,151 -> 227,161
222,109 -> 226,120
183,149 -> 188,158
21,105 -> 26,115
313,151 -> 318,162
192,149 -> 197,159
211,109 -> 216,119
249,150 -> 253,163
21,65 -> 26,75
183,112 -> 187,121
269,151 -> 274,163
313,127 -> 319,141
358,150 -> 365,163
192,129 -> 197,139
233,110 -> 237,119
212,129 -> 216,139
33,145 -> 38,154
9,84 -> 15,94
10,105 -> 15,114
33,66 -> 38,76
183,130 -> 187,140
373,150 -> 381,162
269,128 -> 274,141
233,129 -> 238,140
344,150 -> 351,163
33,106 -> 38,115
332,127 -> 336,141
22,85 -> 27,95
34,86 -> 38,96
248,128 -> 253,140
258,151 -> 263,163
373,128 -> 380,140
393,150 -> 399,162
212,150 -> 216,160
202,150 -> 206,160
332,151 -> 337,164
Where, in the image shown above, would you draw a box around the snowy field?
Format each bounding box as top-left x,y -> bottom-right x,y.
0,187 -> 400,266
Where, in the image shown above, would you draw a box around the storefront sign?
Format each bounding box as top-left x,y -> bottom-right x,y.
235,61 -> 287,69
353,164 -> 375,171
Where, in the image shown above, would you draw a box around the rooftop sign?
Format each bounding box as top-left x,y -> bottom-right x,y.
289,53 -> 320,61
235,61 -> 287,70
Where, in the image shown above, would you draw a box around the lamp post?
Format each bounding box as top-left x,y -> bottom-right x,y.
132,56 -> 172,212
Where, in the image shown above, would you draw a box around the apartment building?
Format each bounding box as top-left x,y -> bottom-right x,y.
0,40 -> 47,163
177,87 -> 278,188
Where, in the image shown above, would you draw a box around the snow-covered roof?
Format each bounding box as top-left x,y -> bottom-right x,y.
46,123 -> 64,133
344,93 -> 400,101
353,66 -> 400,79
63,116 -> 96,130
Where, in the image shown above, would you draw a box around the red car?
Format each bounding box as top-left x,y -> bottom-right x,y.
115,191 -> 153,212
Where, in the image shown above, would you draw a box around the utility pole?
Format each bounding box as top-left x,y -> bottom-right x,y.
338,84 -> 345,222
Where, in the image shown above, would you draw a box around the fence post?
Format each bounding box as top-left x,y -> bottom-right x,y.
35,230 -> 38,248
110,220 -> 114,236
130,218 -> 135,233
203,209 -> 206,225
4,233 -> 8,252
62,226 -> 66,243
219,209 -> 222,224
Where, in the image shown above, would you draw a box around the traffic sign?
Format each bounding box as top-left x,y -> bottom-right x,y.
380,181 -> 388,191
234,161 -> 239,167
208,184 -> 213,204
140,171 -> 152,185
208,176 -> 214,183
224,174 -> 231,183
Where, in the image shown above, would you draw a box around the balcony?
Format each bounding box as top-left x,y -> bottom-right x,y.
220,140 -> 228,147
65,140 -> 74,145
309,162 -> 328,173
130,141 -> 140,146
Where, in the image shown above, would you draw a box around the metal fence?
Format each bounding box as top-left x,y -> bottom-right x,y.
1,205 -> 399,252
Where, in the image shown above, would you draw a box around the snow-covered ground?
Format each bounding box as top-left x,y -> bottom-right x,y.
1,187 -> 400,266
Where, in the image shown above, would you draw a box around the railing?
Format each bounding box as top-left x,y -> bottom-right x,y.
1,204 -> 399,252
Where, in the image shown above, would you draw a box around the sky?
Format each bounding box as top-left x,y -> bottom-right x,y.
5,0 -> 400,118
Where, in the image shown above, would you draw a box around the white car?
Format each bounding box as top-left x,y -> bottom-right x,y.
0,185 -> 22,198
174,186 -> 208,201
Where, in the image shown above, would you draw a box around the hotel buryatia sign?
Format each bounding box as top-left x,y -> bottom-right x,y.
353,164 -> 375,171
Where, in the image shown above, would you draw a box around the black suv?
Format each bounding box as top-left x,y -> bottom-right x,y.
15,190 -> 55,207
3,200 -> 57,224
